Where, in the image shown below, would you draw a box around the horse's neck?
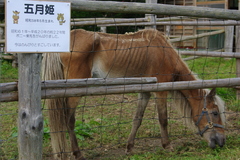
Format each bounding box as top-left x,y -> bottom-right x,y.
180,89 -> 204,100
175,64 -> 205,116
180,88 -> 205,120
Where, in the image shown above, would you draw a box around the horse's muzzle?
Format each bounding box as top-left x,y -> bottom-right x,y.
208,132 -> 226,149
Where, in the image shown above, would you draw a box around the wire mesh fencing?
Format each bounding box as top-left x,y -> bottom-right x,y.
1,3 -> 240,159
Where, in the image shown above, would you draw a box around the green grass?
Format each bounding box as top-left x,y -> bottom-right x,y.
124,134 -> 240,160
187,57 -> 236,80
0,60 -> 18,83
1,56 -> 240,160
186,56 -> 237,110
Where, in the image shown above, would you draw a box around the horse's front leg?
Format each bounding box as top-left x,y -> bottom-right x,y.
126,92 -> 151,154
155,91 -> 173,150
66,97 -> 86,160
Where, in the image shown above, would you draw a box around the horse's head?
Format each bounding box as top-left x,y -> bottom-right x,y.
195,88 -> 226,149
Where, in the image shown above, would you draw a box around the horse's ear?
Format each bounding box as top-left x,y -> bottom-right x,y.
207,88 -> 216,100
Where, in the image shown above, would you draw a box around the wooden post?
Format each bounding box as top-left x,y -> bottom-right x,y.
236,25 -> 240,100
165,25 -> 171,37
236,0 -> 240,100
145,0 -> 157,29
12,53 -> 18,68
100,26 -> 107,33
236,29 -> 240,99
0,27 -> 3,53
224,25 -> 234,54
18,53 -> 43,160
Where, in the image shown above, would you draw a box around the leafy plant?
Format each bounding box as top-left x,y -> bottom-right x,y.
10,126 -> 18,138
43,119 -> 50,140
75,120 -> 100,140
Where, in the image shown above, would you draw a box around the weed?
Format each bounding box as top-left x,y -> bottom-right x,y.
10,126 -> 18,138
75,120 -> 100,140
43,119 -> 50,140
227,99 -> 240,112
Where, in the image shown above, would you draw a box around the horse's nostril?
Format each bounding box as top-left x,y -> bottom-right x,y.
209,141 -> 216,149
208,137 -> 217,149
216,133 -> 226,147
217,140 -> 224,147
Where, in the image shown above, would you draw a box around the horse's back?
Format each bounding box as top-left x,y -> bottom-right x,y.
63,29 -> 182,81
92,29 -> 180,79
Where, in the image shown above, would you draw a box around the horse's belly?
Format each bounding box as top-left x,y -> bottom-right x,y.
91,64 -> 144,78
91,61 -> 136,78
91,51 -> 149,78
91,66 -> 126,78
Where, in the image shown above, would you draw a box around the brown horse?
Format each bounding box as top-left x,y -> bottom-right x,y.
42,29 -> 226,160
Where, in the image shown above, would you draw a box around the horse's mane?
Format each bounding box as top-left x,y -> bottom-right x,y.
211,90 -> 225,123
170,89 -> 225,131
92,29 -> 161,42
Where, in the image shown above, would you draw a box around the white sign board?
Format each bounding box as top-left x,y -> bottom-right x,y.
6,0 -> 71,53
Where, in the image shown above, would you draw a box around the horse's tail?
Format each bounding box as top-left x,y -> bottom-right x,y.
169,91 -> 197,131
42,53 -> 69,159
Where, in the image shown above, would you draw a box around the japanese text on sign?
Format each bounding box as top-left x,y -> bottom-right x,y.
24,4 -> 55,15
6,0 -> 71,53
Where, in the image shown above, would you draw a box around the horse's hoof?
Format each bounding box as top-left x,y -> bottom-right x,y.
125,143 -> 134,154
165,144 -> 174,152
125,148 -> 132,155
125,149 -> 133,155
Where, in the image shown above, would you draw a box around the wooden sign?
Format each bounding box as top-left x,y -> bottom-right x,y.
5,0 -> 71,53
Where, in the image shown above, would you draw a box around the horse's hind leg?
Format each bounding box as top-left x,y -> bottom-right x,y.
66,97 -> 86,160
126,92 -> 151,153
155,91 -> 173,150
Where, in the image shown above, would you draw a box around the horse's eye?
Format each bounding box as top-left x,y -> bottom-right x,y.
212,111 -> 218,116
